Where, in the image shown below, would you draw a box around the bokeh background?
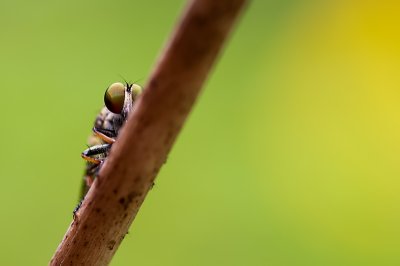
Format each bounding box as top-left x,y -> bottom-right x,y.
1,0 -> 399,265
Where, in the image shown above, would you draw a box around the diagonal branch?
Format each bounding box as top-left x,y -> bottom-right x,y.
50,0 -> 248,265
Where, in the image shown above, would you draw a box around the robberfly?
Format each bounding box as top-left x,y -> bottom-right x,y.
79,82 -> 143,199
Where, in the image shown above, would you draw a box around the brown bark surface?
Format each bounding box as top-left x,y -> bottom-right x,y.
50,0 -> 247,265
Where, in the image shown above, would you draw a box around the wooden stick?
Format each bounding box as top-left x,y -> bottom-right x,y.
50,0 -> 247,265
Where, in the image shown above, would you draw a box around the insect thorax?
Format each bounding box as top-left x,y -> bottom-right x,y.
87,107 -> 125,146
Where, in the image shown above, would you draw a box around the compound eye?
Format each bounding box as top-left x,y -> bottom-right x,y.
131,84 -> 143,101
104,82 -> 125,114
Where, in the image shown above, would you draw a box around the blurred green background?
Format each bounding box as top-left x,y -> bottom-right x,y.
1,0 -> 399,265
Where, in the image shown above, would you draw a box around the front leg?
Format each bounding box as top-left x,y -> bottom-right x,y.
93,127 -> 116,144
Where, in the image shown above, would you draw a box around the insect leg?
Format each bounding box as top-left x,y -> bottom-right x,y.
81,143 -> 111,164
93,127 -> 116,144
73,200 -> 82,220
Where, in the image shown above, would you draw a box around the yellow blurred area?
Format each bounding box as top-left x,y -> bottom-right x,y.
246,1 -> 400,264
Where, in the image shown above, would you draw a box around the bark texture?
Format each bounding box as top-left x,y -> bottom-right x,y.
50,0 -> 247,265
